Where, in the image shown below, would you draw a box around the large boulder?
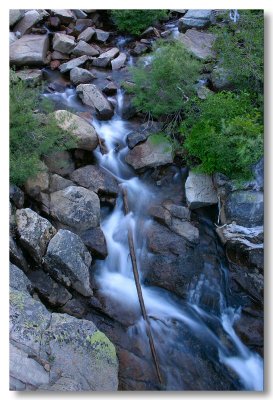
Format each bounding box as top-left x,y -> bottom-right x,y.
53,33 -> 76,54
9,263 -> 31,293
59,55 -> 89,73
50,186 -> 100,232
13,10 -> 43,35
53,110 -> 99,151
72,40 -> 100,57
70,165 -> 119,197
178,9 -> 213,31
92,47 -> 119,68
78,27 -> 96,42
178,29 -> 216,60
125,135 -> 173,171
16,208 -> 56,263
15,68 -> 43,87
10,34 -> 49,66
44,229 -> 92,296
95,29 -> 110,42
224,191 -> 264,228
76,84 -> 114,120
44,150 -> 75,176
111,53 -> 127,70
10,10 -> 24,27
185,172 -> 218,209
51,9 -> 75,23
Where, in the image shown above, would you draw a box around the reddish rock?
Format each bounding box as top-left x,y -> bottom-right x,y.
50,60 -> 61,70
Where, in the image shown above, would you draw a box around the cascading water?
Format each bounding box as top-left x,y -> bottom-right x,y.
44,79 -> 263,391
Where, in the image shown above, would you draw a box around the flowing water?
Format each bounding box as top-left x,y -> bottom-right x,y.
43,55 -> 263,391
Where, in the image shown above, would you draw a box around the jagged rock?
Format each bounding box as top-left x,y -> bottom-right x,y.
178,29 -> 216,60
185,171 -> 218,209
13,10 -> 43,36
10,184 -> 24,208
10,263 -> 31,293
60,299 -> 86,318
92,47 -> 119,68
49,174 -> 76,193
15,69 -> 43,87
29,270 -> 72,307
80,227 -> 108,259
10,10 -> 24,27
70,165 -> 119,197
53,110 -> 99,150
9,32 -> 18,44
76,84 -> 114,120
126,131 -> 149,149
95,29 -> 110,42
16,208 -> 56,263
9,237 -> 29,273
74,9 -> 88,19
59,55 -> 89,73
51,9 -> 75,23
178,9 -> 213,31
111,53 -> 127,70
102,82 -> 118,95
131,42 -> 149,56
44,229 -> 92,296
10,34 -> 49,66
70,67 -> 96,85
210,66 -> 233,91
52,33 -> 75,54
51,50 -> 70,60
72,40 -> 100,57
44,150 -> 75,176
77,27 -> 96,42
125,135 -> 173,171
225,191 -> 264,228
50,186 -> 100,232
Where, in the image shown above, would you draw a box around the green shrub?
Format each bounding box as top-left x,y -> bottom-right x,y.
129,40 -> 201,119
183,92 -> 263,179
111,9 -> 168,35
10,76 -> 75,185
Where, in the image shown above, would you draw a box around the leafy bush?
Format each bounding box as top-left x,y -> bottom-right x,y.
211,10 -> 263,102
182,92 -> 263,179
128,40 -> 201,119
111,9 -> 168,35
10,76 -> 75,185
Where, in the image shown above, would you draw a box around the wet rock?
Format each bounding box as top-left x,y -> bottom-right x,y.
72,40 -> 100,57
16,208 -> 57,263
178,29 -> 216,60
131,42 -> 149,56
252,157 -> 264,191
44,150 -> 75,176
10,263 -> 31,294
102,81 -> 118,95
125,135 -> 173,171
29,270 -> 72,307
95,29 -> 110,42
15,69 -> 43,86
51,50 -> 70,60
13,10 -> 43,36
111,53 -> 127,70
234,312 -> 263,354
126,131 -> 149,149
10,34 -> 49,66
80,227 -> 108,259
170,218 -> 199,243
9,237 -> 29,273
161,30 -> 171,38
121,95 -> 137,120
10,184 -> 24,208
44,229 -> 92,296
59,55 -> 89,73
70,165 -> 119,197
53,110 -> 99,151
185,172 -> 218,209
50,186 -> 100,232
178,9 -> 213,31
231,268 -> 263,305
51,9 -> 75,23
92,47 -> 119,68
52,33 -> 76,54
49,174 -> 76,193
77,26 -> 96,42
60,298 -> 87,318
76,83 -> 114,120
10,10 -> 24,27
225,191 -> 263,228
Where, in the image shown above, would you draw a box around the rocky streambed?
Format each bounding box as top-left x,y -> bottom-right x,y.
9,9 -> 264,391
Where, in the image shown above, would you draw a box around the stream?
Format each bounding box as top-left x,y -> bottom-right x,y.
42,32 -> 263,391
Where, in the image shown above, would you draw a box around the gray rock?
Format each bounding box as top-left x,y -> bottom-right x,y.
125,135 -> 173,171
10,263 -> 31,293
80,227 -> 108,259
51,9 -> 75,23
72,40 -> 100,57
74,9 -> 88,19
29,270 -> 72,307
13,10 -> 43,35
197,85 -> 214,100
60,299 -> 86,318
95,29 -> 110,42
170,218 -> 199,243
10,184 -> 24,208
178,29 -> 216,60
70,66 -> 96,85
102,82 -> 118,95
70,165 -> 119,197
210,66 -> 233,91
44,150 -> 75,176
9,237 -> 29,273
92,48 -> 119,68
10,10 -> 24,27
164,203 -> 191,220
77,27 -> 96,42
9,32 -> 18,45
225,191 -> 264,227
53,33 -> 75,54
10,34 -> 49,66
44,229 -> 92,296
178,9 -> 213,31
16,208 -> 57,263
50,186 -> 100,232
97,47 -> 119,60
131,42 -> 149,56
51,50 -> 70,60
111,53 -> 127,70
15,69 -> 43,87
185,171 -> 218,209
126,131 -> 149,149
53,110 -> 99,150
252,157 -> 264,191
24,169 -> 50,204
49,174 -> 76,193
59,55 -> 89,73
76,83 -> 114,120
